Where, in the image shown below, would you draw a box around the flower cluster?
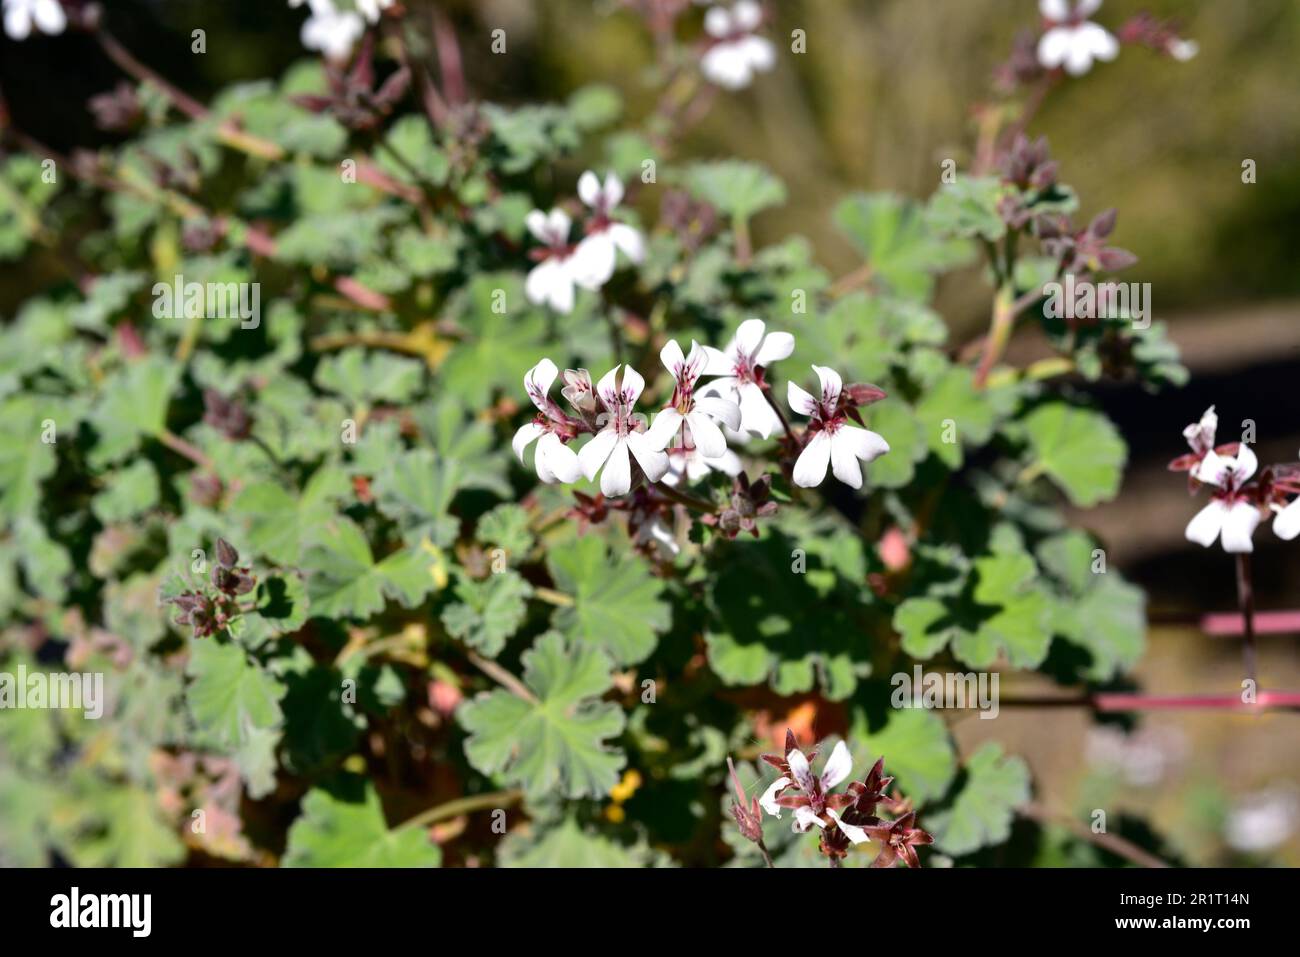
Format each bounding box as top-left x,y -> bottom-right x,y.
1019,0 -> 1195,79
700,1 -> 775,90
2,0 -> 64,41
729,730 -> 933,867
512,318 -> 891,501
290,0 -> 393,60
524,172 -> 645,314
1173,407 -> 1300,553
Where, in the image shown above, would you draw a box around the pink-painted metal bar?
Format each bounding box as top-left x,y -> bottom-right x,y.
1200,610 -> 1300,636
1091,691 -> 1300,712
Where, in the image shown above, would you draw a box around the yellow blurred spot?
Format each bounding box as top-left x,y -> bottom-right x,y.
609,769 -> 642,804
604,805 -> 626,824
342,754 -> 367,774
420,538 -> 450,590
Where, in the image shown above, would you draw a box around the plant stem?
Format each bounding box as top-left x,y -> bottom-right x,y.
974,284 -> 1015,388
653,481 -> 715,514
828,855 -> 841,868
396,789 -> 524,832
756,839 -> 775,869
1236,553 -> 1258,687
1018,801 -> 1169,869
465,650 -> 537,704
760,383 -> 798,445
532,586 -> 574,607
157,428 -> 215,471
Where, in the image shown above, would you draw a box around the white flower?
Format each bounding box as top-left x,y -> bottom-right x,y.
3,0 -> 65,40
764,740 -> 869,845
787,365 -> 890,490
1036,0 -> 1118,76
698,318 -> 794,439
512,358 -> 582,484
645,339 -> 742,460
571,171 -> 645,288
523,209 -> 585,314
663,444 -> 742,487
356,0 -> 394,24
297,0 -> 365,60
1273,451 -> 1300,542
1184,446 -> 1262,553
1182,405 -> 1217,456
578,366 -> 670,497
1168,39 -> 1199,62
700,1 -> 776,89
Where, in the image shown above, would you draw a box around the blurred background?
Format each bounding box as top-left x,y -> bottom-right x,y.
2,0 -> 1298,864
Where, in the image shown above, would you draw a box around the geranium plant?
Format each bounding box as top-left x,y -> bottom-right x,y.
4,0 -> 1263,871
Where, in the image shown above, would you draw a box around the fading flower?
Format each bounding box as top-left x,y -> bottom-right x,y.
787,365 -> 890,489
1036,0 -> 1118,76
512,358 -> 582,484
579,365 -> 670,497
700,0 -> 775,89
699,318 -> 793,439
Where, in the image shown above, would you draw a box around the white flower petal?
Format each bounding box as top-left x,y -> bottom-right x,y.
595,366 -> 622,414
813,365 -> 842,406
512,422 -> 545,462
827,809 -> 872,845
701,347 -> 735,377
733,0 -> 763,33
734,319 -> 766,360
786,747 -> 815,792
1221,501 -> 1261,553
696,395 -> 742,432
738,35 -> 776,73
524,209 -> 550,243
602,173 -> 625,209
703,5 -> 733,38
524,357 -> 559,409
1195,450 -> 1228,487
1037,26 -> 1073,69
626,430 -> 670,482
1185,499 -> 1227,548
759,776 -> 792,818
620,365 -> 646,405
1273,499 -> 1300,541
820,741 -> 853,790
737,381 -> 778,437
787,380 -> 818,417
577,170 -> 602,207
608,222 -> 645,263
793,430 -> 832,487
1232,445 -> 1259,484
836,425 -> 890,464
571,234 -> 616,289
600,437 -> 633,497
1039,0 -> 1070,21
793,806 -> 825,833
687,411 -> 728,459
754,330 -> 795,366
32,0 -> 64,34
660,339 -> 686,376
546,208 -> 572,240
579,428 -> 618,480
644,408 -> 684,451
703,448 -> 743,477
538,432 -> 582,484
830,432 -> 864,489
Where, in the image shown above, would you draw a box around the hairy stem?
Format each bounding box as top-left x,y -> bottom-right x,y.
466,650 -> 537,704
397,789 -> 524,832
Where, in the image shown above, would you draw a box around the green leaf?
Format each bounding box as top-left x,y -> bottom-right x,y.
833,192 -> 971,300
91,459 -> 159,523
314,347 -> 424,405
567,84 -> 623,130
234,466 -> 350,564
372,447 -> 462,547
859,400 -> 926,489
546,535 -> 669,665
929,743 -> 1030,855
440,570 -> 533,657
954,551 -> 1053,668
301,517 -> 437,620
678,160 -> 786,223
89,356 -> 180,466
853,706 -> 957,803
458,631 -> 625,800
499,816 -> 654,867
475,503 -> 535,560
914,366 -> 996,468
926,176 -> 1007,241
283,782 -> 442,867
1021,403 -> 1127,507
